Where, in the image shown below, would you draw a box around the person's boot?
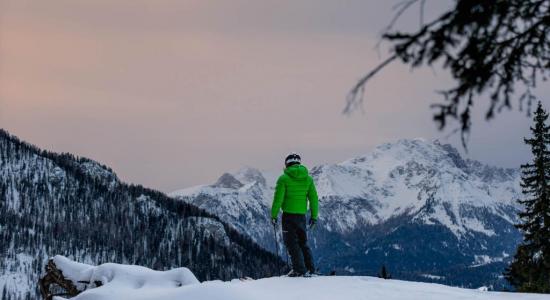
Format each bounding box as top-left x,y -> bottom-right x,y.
287,269 -> 304,277
304,270 -> 321,277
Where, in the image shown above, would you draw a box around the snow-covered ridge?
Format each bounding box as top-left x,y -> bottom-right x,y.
171,138 -> 520,237
51,257 -> 543,300
170,138 -> 522,288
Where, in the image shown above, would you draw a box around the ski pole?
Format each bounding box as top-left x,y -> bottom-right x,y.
272,222 -> 280,257
273,222 -> 286,274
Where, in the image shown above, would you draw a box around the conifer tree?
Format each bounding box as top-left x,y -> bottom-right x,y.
506,101 -> 550,293
378,264 -> 391,280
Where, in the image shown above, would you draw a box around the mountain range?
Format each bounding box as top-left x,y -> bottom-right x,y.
170,138 -> 522,289
0,129 -> 524,299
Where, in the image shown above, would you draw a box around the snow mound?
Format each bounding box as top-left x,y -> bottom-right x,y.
51,256 -> 198,299
53,257 -> 544,300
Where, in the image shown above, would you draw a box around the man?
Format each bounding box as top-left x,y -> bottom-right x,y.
271,153 -> 319,277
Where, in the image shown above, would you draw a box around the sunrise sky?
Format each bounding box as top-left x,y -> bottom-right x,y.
1,0 -> 549,192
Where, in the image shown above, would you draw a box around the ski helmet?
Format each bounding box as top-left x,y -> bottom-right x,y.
285,153 -> 301,167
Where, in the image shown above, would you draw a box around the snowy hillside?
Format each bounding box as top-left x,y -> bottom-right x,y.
51,256 -> 543,300
0,129 -> 284,300
171,138 -> 522,289
314,139 -> 520,234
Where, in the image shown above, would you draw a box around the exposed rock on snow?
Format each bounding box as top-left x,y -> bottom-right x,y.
214,173 -> 244,189
39,256 -> 198,299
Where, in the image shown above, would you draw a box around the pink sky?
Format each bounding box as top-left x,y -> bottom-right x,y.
1,0 -> 547,192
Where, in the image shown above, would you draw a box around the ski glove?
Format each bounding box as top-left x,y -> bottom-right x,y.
309,218 -> 317,230
271,218 -> 277,226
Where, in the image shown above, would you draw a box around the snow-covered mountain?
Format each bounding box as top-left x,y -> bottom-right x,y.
0,129 -> 284,300
49,256 -> 545,300
172,168 -> 279,253
171,138 -> 522,289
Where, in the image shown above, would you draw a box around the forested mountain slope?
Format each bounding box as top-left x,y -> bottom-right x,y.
0,129 -> 284,300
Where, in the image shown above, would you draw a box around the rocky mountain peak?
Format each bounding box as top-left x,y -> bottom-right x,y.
214,173 -> 244,189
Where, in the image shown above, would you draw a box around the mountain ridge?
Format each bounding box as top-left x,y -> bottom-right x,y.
170,138 -> 522,289
0,129 -> 284,300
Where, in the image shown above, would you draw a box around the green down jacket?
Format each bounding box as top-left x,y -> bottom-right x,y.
270,164 -> 319,220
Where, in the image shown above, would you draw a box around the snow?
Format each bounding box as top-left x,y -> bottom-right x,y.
344,266 -> 356,273
421,274 -> 445,280
52,255 -> 198,298
305,138 -> 521,234
53,258 -> 545,300
462,218 -> 496,236
170,184 -> 210,198
0,272 -> 29,296
471,254 -> 508,267
0,253 -> 35,296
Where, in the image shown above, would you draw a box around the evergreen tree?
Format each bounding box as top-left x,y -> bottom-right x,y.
506,101 -> 550,293
378,264 -> 391,280
347,1 -> 550,144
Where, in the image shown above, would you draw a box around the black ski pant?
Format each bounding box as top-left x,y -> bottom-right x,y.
282,212 -> 315,274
